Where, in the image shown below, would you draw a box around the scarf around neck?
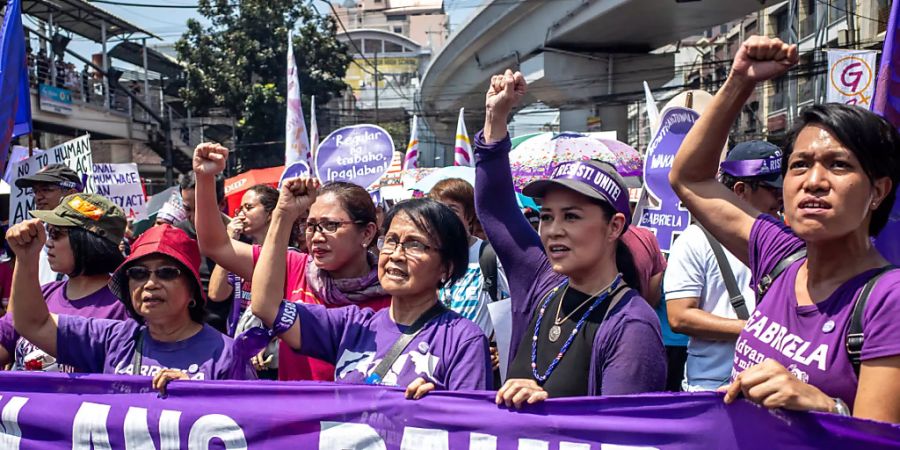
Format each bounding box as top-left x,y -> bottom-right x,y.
304,251 -> 387,306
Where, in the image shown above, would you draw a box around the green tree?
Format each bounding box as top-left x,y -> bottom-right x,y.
175,0 -> 351,171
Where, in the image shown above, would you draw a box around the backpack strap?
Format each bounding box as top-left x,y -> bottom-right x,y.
756,249 -> 807,298
479,241 -> 499,302
846,265 -> 898,377
698,225 -> 749,320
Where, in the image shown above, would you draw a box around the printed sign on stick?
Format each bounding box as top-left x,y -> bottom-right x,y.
8,135 -> 93,225
314,125 -> 394,190
636,107 -> 698,252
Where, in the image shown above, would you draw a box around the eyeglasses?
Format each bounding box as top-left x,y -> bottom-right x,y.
300,220 -> 364,235
125,266 -> 182,282
32,185 -> 63,195
47,226 -> 69,240
379,237 -> 434,258
235,203 -> 259,215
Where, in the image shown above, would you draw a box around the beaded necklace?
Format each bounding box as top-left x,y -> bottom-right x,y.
531,274 -> 623,384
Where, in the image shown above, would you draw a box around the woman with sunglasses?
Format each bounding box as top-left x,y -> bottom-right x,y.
8,218 -> 255,392
252,179 -> 490,397
0,194 -> 128,372
475,70 -> 666,408
670,36 -> 900,423
193,143 -> 391,382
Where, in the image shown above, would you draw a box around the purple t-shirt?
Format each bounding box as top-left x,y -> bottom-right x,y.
734,215 -> 900,408
56,315 -> 256,380
296,303 -> 491,390
0,281 -> 128,372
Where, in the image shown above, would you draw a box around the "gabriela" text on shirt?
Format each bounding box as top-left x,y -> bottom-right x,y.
740,310 -> 829,371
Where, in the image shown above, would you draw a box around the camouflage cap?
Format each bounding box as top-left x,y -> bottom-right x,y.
30,193 -> 126,244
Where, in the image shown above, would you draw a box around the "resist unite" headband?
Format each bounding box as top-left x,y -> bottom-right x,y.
719,155 -> 782,178
550,161 -> 631,220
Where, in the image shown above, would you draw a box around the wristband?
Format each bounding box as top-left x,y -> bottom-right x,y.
270,300 -> 299,338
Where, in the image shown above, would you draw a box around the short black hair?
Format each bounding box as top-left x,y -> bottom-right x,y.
68,228 -> 125,276
785,104 -> 900,235
719,173 -> 768,192
382,198 -> 468,287
178,171 -> 225,204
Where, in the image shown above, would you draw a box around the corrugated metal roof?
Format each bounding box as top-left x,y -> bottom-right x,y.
21,0 -> 159,43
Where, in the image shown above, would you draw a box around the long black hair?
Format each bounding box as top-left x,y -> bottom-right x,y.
590,199 -> 640,291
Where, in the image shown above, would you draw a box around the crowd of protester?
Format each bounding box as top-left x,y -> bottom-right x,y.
0,36 -> 897,424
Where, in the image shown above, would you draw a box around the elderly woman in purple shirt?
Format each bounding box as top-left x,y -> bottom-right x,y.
475,71 -> 666,408
670,36 -> 900,424
8,218 -> 255,394
251,178 -> 491,398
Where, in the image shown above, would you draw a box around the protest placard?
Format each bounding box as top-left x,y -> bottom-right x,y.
636,107 -> 698,252
314,124 -> 394,190
8,135 -> 93,225
90,163 -> 146,220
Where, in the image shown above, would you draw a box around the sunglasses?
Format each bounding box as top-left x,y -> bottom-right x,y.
125,266 -> 182,282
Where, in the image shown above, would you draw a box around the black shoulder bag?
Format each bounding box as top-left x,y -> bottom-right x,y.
365,302 -> 447,385
698,225 -> 750,320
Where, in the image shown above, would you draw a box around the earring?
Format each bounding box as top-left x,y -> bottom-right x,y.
189,299 -> 197,308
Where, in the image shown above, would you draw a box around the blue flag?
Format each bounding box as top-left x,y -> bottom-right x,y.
0,0 -> 31,169
873,0 -> 900,263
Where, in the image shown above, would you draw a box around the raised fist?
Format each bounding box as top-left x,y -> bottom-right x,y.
277,177 -> 321,221
193,143 -> 228,177
731,36 -> 799,84
485,69 -> 527,118
6,219 -> 46,260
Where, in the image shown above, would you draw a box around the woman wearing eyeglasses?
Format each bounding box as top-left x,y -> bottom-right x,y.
251,180 -> 490,397
8,218 -> 255,392
0,194 -> 129,372
192,143 -> 391,382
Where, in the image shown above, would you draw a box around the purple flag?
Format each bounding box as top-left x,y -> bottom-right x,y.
0,372 -> 899,449
873,0 -> 900,263
0,0 -> 31,171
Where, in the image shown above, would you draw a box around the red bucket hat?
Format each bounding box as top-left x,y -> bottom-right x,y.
108,224 -> 206,321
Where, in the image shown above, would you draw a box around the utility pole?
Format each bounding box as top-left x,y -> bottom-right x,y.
374,49 -> 380,125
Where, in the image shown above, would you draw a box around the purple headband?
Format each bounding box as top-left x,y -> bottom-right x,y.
719,155 -> 782,178
550,161 -> 631,220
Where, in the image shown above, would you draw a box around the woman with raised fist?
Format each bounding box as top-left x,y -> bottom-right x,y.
670,36 -> 900,423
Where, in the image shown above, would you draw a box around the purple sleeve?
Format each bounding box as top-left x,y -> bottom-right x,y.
56,315 -> 124,373
473,131 -> 560,309
445,334 -> 491,391
748,215 -> 806,290
0,314 -> 18,354
296,303 -> 363,364
860,273 -> 900,361
598,307 -> 667,395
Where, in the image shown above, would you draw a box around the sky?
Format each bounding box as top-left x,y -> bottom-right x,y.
58,0 -> 483,55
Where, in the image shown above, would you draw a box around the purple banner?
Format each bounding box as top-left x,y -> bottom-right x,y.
314,124 -> 394,190
0,373 -> 898,449
637,107 -> 698,251
873,0 -> 900,264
